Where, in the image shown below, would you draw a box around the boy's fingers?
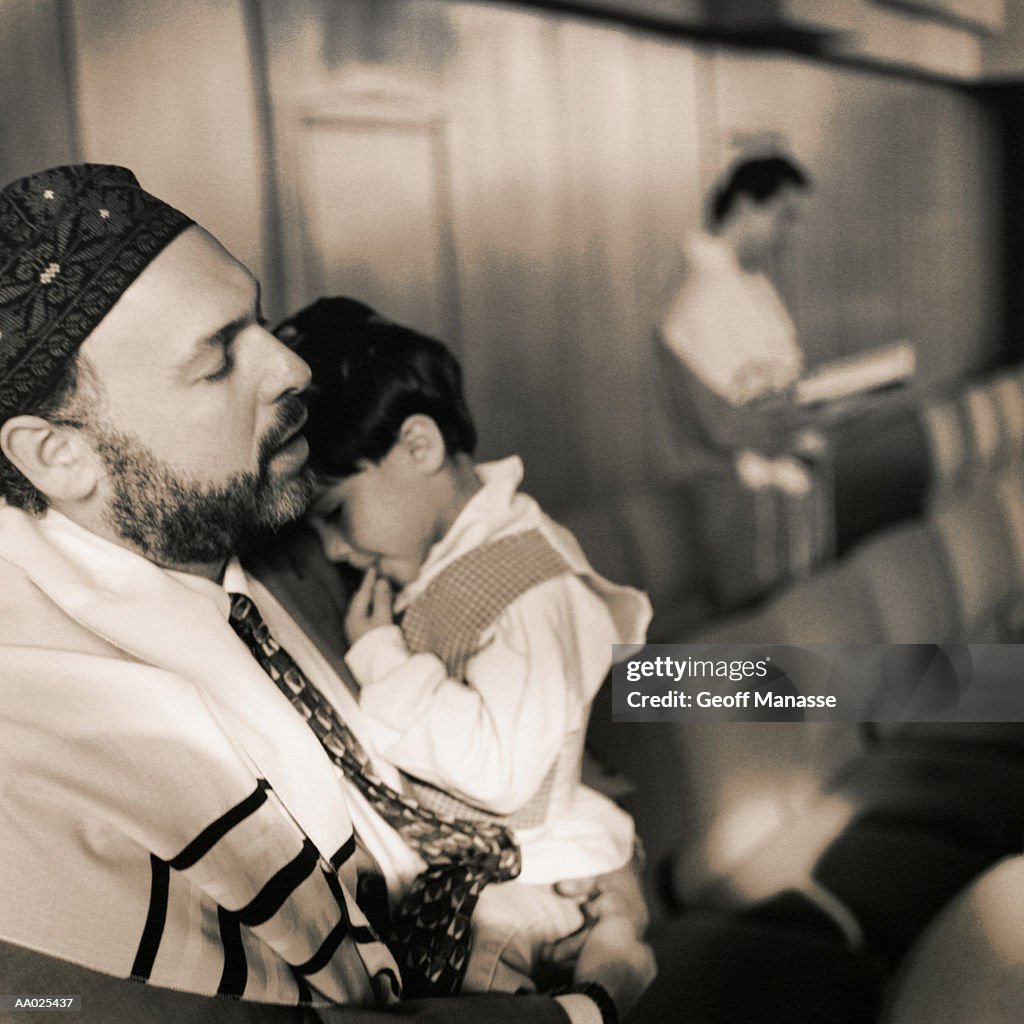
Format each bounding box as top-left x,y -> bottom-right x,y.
554,877 -> 598,899
373,576 -> 392,610
351,567 -> 377,613
539,923 -> 591,967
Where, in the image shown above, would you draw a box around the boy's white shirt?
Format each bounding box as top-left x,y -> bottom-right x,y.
346,456 -> 652,885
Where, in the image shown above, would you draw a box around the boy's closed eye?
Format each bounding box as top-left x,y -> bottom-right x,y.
309,493 -> 380,570
309,498 -> 356,562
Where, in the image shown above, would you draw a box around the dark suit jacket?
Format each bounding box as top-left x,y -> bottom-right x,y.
245,521 -> 356,691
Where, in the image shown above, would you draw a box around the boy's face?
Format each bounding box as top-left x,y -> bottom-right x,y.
312,445 -> 441,587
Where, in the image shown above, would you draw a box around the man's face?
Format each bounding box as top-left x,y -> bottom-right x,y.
76,226 -> 314,565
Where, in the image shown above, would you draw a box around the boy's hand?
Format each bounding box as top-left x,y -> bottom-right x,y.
555,853 -> 650,939
345,566 -> 394,645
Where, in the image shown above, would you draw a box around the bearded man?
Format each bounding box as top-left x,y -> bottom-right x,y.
0,165 -> 650,1024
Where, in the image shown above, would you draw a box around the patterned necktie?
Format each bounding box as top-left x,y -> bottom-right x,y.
227,592 -> 521,998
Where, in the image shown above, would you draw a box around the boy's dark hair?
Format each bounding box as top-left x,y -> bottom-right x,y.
275,297 -> 477,478
710,155 -> 810,229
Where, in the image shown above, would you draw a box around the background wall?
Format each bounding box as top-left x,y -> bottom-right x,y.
0,0 -> 1003,513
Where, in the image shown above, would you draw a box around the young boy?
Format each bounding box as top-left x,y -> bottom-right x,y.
275,297 -> 653,997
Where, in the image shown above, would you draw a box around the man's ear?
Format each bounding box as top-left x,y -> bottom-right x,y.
397,414 -> 446,475
0,415 -> 99,503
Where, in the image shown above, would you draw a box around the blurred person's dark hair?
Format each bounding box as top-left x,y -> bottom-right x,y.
275,297 -> 477,479
710,155 -> 810,229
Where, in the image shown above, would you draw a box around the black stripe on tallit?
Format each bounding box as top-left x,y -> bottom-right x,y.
329,834 -> 356,870
216,906 -> 248,998
129,854 -> 170,981
374,967 -> 402,1001
235,838 -> 319,927
169,779 -> 270,871
324,862 -> 376,945
291,967 -> 314,1005
292,915 -> 350,977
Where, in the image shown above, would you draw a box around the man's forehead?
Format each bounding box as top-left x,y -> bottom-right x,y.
80,225 -> 258,366
116,224 -> 255,311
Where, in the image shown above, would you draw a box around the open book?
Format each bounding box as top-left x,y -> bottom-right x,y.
794,341 -> 916,407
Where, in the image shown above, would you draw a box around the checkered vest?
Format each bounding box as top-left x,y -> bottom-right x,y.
400,528 -> 574,828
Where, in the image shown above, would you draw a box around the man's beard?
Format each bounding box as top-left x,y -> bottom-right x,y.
86,396 -> 314,566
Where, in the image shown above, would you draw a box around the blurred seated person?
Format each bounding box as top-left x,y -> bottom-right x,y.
660,154 -> 822,491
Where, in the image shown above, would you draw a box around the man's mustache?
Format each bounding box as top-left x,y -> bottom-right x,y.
259,394 -> 308,465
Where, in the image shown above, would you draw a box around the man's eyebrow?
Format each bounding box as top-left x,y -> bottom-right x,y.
175,314 -> 249,374
209,314 -> 250,347
178,277 -> 261,372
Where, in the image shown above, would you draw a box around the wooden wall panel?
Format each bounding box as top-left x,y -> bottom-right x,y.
0,0 -> 79,186
628,39 -> 709,478
927,87 -> 1002,378
555,20 -> 705,495
890,81 -> 1002,383
291,111 -> 456,343
260,0 -> 460,333
262,0 -> 708,507
445,7 -> 703,500
71,0 -> 268,285
556,20 -> 663,496
442,4 -> 578,499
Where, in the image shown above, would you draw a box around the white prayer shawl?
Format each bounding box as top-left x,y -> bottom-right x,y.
0,506 -> 400,1006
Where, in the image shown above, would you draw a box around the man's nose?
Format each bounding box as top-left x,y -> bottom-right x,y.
256,326 -> 312,400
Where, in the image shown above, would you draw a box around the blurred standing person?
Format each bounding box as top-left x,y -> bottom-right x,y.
659,155 -> 826,601
660,153 -> 811,458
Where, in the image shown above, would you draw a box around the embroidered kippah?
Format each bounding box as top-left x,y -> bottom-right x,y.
0,164 -> 193,422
